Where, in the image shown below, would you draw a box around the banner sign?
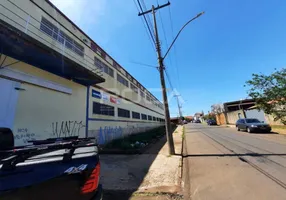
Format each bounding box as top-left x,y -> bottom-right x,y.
92,89 -> 101,99
110,96 -> 117,104
102,92 -> 109,101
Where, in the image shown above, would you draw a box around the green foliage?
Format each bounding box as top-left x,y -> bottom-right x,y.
104,124 -> 177,150
203,114 -> 216,121
245,68 -> 286,125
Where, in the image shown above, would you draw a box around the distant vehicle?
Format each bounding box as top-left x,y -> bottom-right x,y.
195,120 -> 201,123
183,120 -> 188,124
0,128 -> 102,200
235,118 -> 271,133
207,119 -> 217,126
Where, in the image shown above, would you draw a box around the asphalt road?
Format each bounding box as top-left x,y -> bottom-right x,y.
183,123 -> 286,200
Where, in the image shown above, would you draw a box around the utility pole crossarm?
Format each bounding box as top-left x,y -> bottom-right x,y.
138,2 -> 170,16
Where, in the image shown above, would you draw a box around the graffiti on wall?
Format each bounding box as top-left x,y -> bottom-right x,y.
15,128 -> 38,145
88,123 -> 161,145
97,126 -> 123,145
51,121 -> 86,138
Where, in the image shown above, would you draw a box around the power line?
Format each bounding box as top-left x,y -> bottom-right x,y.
165,69 -> 174,92
157,0 -> 171,66
140,0 -> 154,40
133,0 -> 156,52
130,60 -> 158,69
136,0 -> 156,45
168,5 -> 180,89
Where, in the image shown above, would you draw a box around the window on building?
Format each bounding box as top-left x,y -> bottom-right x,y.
94,57 -> 114,77
73,41 -> 84,57
40,17 -> 84,57
93,102 -> 114,116
108,68 -> 114,77
157,117 -> 160,121
118,108 -> 130,118
146,95 -> 151,101
140,90 -> 145,98
117,73 -> 129,87
132,111 -> 140,119
90,42 -> 97,53
148,115 -> 152,121
130,84 -> 138,94
152,116 -> 156,121
105,55 -> 113,65
141,114 -> 147,120
40,17 -> 59,40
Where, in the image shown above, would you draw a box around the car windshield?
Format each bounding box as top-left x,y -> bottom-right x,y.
246,119 -> 260,123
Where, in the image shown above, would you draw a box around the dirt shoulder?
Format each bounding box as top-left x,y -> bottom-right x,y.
100,125 -> 184,200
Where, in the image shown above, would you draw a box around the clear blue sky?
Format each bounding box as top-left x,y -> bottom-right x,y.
50,0 -> 286,117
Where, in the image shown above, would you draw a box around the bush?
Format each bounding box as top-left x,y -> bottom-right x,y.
104,126 -> 169,150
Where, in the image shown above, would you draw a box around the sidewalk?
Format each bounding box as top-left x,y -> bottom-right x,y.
100,125 -> 184,200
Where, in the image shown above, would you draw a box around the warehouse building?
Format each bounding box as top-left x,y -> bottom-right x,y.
0,0 -> 165,146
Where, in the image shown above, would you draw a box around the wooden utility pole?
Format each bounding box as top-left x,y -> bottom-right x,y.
139,2 -> 175,155
174,94 -> 183,125
174,94 -> 183,118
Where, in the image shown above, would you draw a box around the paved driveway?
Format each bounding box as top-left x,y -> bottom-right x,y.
183,124 -> 286,200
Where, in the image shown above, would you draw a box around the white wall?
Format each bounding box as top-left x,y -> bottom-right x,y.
245,109 -> 266,122
226,110 -> 245,124
1,56 -> 87,146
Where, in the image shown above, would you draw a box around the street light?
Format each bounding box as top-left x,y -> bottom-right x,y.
162,11 -> 205,61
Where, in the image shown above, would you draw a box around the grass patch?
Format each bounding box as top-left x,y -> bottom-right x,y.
182,126 -> 185,139
132,192 -> 183,199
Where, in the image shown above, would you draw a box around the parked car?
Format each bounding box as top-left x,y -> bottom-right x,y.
207,119 -> 217,126
235,118 -> 271,133
0,128 -> 102,200
195,120 -> 201,123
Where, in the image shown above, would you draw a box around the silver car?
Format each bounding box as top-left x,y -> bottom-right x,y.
236,118 -> 272,133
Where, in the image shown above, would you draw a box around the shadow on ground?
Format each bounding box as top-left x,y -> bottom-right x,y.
101,125 -> 179,200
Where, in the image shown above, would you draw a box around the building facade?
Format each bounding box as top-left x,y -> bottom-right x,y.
0,0 -> 165,146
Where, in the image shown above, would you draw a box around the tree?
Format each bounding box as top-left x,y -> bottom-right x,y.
203,113 -> 216,121
245,68 -> 286,125
211,104 -> 224,114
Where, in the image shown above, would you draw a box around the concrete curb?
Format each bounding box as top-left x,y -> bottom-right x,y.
178,126 -> 184,180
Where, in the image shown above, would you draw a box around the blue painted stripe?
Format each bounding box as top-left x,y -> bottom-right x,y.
88,118 -> 164,123
85,86 -> 90,137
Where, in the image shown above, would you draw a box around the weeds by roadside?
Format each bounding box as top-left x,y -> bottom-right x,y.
132,192 -> 183,199
102,125 -> 177,151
